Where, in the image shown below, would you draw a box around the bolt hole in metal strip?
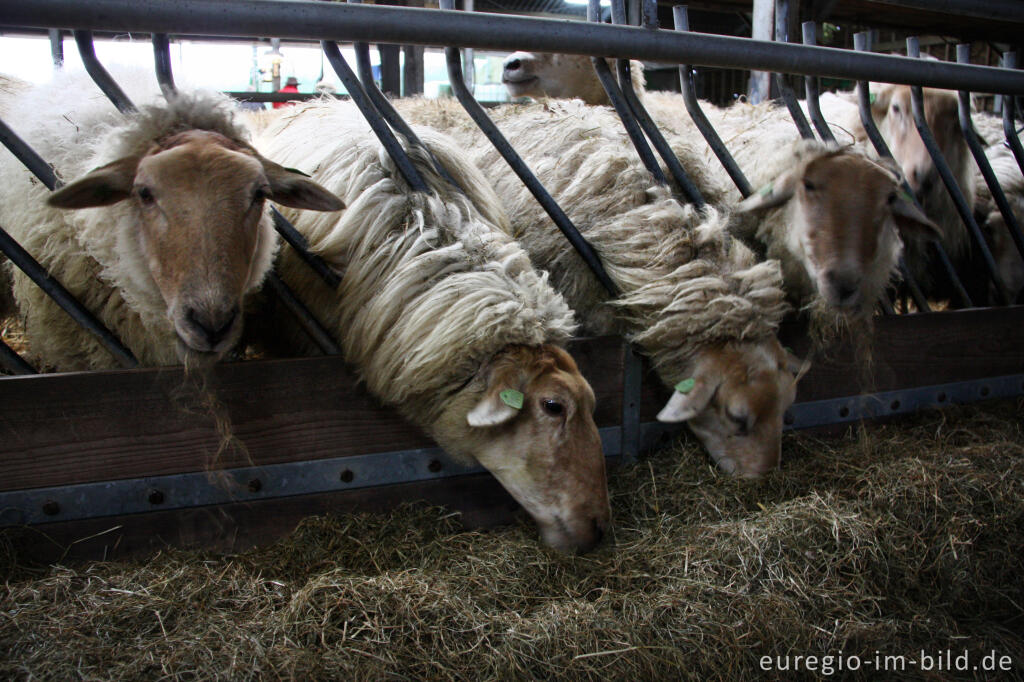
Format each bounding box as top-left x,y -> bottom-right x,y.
0,427 -> 624,526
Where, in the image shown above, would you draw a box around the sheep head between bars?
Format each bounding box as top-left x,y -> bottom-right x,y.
46,128 -> 344,361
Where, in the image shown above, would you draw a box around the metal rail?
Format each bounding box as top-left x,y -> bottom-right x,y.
151,32 -> 175,95
907,37 -> 1011,305
956,44 -> 1024,266
0,118 -> 62,191
73,30 -> 136,114
1002,53 -> 1024,177
437,0 -> 618,296
0,339 -> 35,375
608,0 -> 705,206
772,0 -> 814,140
4,0 -> 1024,95
801,21 -> 837,144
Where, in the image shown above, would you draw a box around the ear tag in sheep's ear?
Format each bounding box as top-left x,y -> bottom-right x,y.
898,189 -> 914,203
757,183 -> 773,197
674,378 -> 696,394
869,92 -> 877,104
500,389 -> 524,410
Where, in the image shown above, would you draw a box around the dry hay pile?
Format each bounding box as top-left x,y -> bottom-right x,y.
2,400 -> 1023,680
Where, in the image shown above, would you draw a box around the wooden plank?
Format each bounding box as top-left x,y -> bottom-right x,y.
0,337 -> 625,492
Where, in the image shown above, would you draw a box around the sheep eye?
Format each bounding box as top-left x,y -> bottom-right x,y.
891,103 -> 901,115
136,186 -> 155,203
887,192 -> 897,204
252,187 -> 268,205
541,399 -> 565,416
802,179 -> 816,192
728,411 -> 749,436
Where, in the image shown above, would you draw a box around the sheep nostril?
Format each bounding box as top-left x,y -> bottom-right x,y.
504,59 -> 521,72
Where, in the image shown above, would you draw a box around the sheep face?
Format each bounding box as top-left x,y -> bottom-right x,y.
48,130 -> 343,361
657,340 -> 800,478
871,85 -> 966,209
441,344 -> 609,554
502,52 -> 611,106
738,151 -> 938,312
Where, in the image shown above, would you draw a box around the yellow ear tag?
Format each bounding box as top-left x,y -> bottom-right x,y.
500,389 -> 524,410
674,378 -> 696,394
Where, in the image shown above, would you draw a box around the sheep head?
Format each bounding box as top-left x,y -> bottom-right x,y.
657,339 -> 801,478
736,147 -> 938,313
48,129 -> 344,361
501,51 -> 643,106
438,344 -> 610,554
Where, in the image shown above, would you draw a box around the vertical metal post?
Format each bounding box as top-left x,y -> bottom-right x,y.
957,44 -> 1024,264
620,343 -> 642,463
674,7 -> 752,199
1002,53 -> 1024,176
801,21 -> 837,144
152,33 -> 176,95
749,0 -> 773,104
609,0 -> 705,206
73,30 -> 136,114
437,0 -> 618,296
907,37 -> 1011,305
773,0 -> 814,140
462,0 -> 475,93
48,28 -> 63,68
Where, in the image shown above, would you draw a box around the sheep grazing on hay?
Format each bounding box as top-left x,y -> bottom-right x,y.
0,70 -> 343,371
250,99 -> 610,553
395,97 -> 798,478
501,52 -> 645,105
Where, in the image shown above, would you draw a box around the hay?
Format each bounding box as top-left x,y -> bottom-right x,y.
2,401 -> 1023,680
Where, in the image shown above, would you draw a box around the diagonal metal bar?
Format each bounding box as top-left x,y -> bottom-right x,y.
957,45 -> 1024,266
437,0 -> 618,296
773,0 -> 814,140
151,32 -> 176,95
0,117 -> 62,191
1002,53 -> 1024,178
801,21 -> 836,144
263,270 -> 341,356
73,30 -> 136,114
907,37 -> 1010,305
673,6 -> 752,199
609,0 -> 704,206
271,207 -> 341,289
0,337 -> 35,375
322,40 -> 430,194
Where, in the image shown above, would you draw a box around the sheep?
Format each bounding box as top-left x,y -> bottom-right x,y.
395,96 -> 799,478
250,98 -> 611,553
0,69 -> 343,371
501,52 -> 645,105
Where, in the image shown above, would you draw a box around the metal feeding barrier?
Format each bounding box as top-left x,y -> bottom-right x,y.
0,0 -> 1022,540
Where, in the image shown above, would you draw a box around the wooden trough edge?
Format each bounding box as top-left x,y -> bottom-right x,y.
2,306 -> 1023,564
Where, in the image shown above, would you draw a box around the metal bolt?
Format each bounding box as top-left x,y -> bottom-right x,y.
340,469 -> 354,483
247,479 -> 262,493
890,400 -> 901,411
838,406 -> 850,418
42,500 -> 60,516
428,459 -> 443,473
148,489 -> 165,505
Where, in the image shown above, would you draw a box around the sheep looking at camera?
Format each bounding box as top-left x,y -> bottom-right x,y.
0,69 -> 343,371
251,99 -> 611,552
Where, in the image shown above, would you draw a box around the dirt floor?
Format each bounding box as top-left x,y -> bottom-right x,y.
2,400 -> 1023,680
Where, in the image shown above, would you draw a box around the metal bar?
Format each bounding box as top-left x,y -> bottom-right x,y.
151,32 -> 175,95
0,339 -> 35,375
1002,53 -> 1024,177
437,0 -> 618,297
0,225 -> 138,368
620,343 -> 642,464
588,0 -> 668,187
852,32 -> 967,310
896,257 -> 930,313
773,0 -> 815,140
48,28 -> 63,67
957,45 -> 1024,266
6,1 -> 1024,95
609,0 -> 704,206
72,30 -> 136,114
907,37 -> 1011,305
262,270 -> 341,356
801,21 -> 837,144
0,117 -> 62,191
270,207 -> 341,290
0,426 -> 624,526
348,2 -> 465,193
321,40 -> 430,194
673,6 -> 753,199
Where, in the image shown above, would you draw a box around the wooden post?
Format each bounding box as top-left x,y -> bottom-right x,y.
749,0 -> 773,103
403,45 -> 424,96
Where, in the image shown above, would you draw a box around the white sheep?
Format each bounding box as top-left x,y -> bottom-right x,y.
250,98 -> 611,553
395,96 -> 799,478
0,69 -> 342,371
501,52 -> 645,105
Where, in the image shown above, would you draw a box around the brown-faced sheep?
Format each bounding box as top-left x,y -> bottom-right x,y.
501,52 -> 645,105
395,96 -> 798,478
0,70 -> 343,371
250,98 -> 610,552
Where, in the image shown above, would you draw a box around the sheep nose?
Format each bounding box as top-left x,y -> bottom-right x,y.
504,58 -> 522,72
185,304 -> 239,348
826,270 -> 861,307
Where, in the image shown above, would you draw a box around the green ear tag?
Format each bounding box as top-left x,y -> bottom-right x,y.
869,92 -> 877,104
674,378 -> 696,394
898,189 -> 914,203
500,389 -> 524,410
758,183 -> 774,197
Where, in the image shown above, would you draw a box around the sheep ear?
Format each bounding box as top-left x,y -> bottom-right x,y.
656,375 -> 720,423
891,194 -> 940,240
467,359 -> 526,428
870,84 -> 893,116
735,170 -> 799,214
47,156 -> 138,208
260,157 -> 346,212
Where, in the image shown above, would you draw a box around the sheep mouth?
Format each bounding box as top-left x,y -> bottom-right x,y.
502,75 -> 538,86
